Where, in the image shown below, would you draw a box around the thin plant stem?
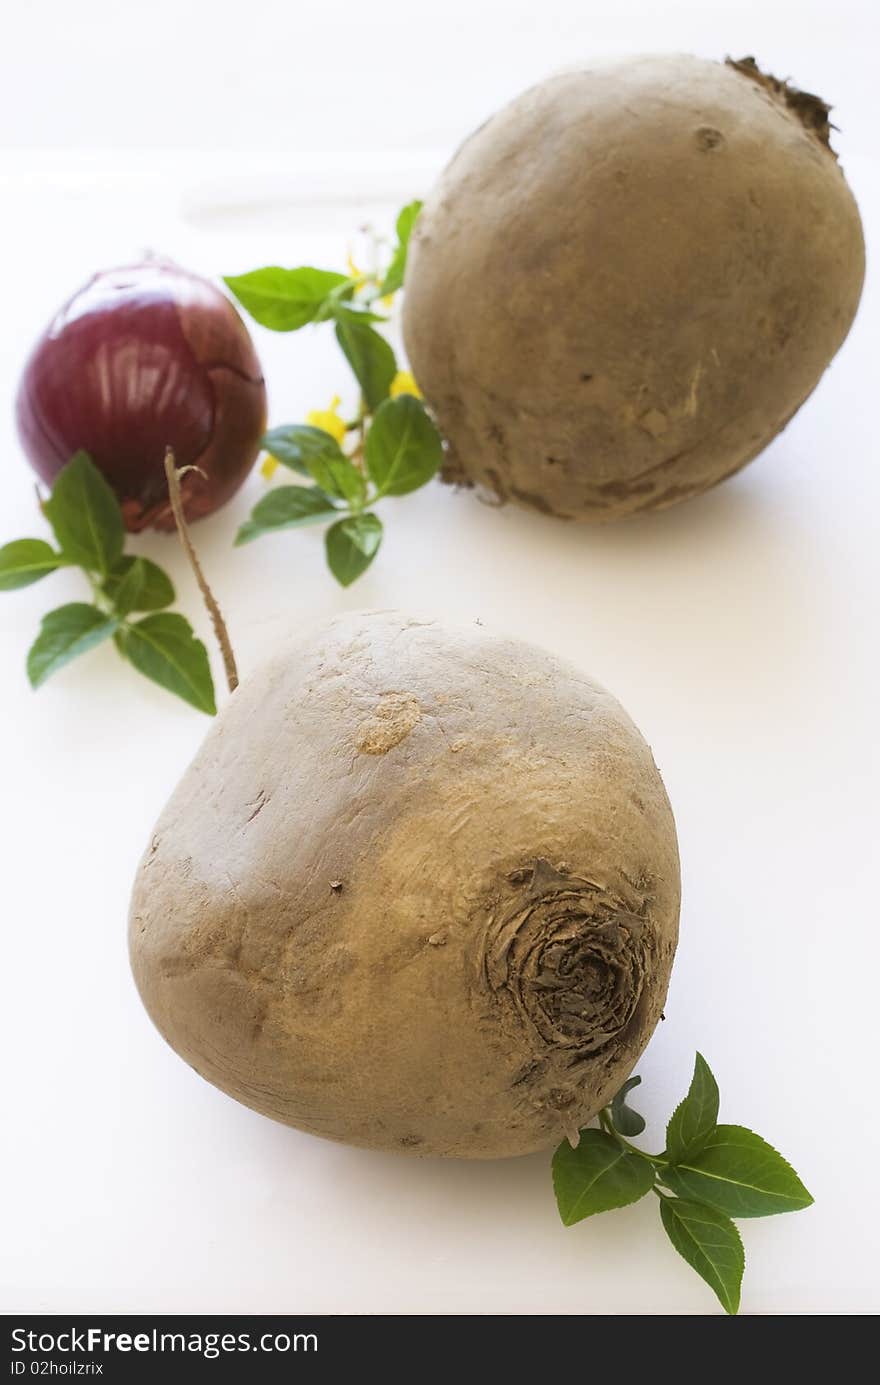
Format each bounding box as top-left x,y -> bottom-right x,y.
163,449 -> 239,695
599,1107 -> 669,1165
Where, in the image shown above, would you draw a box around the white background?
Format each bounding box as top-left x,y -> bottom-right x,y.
1,0 -> 878,1316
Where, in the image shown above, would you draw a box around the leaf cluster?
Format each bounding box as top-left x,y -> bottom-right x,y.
0,452 -> 215,713
552,1055 -> 812,1314
225,201 -> 441,585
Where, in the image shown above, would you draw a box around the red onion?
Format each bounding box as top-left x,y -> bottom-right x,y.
15,260 -> 267,531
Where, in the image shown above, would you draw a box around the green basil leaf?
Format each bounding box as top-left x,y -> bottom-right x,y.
304,452 -> 366,507
325,513 -> 383,587
116,613 -> 216,715
224,267 -> 348,331
27,603 -> 118,688
365,394 -> 443,496
262,424 -> 347,478
379,199 -> 423,296
311,280 -> 357,323
263,422 -> 365,502
335,318 -> 397,411
329,302 -> 387,327
665,1053 -> 719,1162
396,199 -> 423,245
236,486 -> 338,545
552,1129 -> 655,1226
378,252 -> 406,300
662,1125 -> 813,1218
610,1076 -> 647,1137
233,520 -> 263,547
0,538 -> 64,591
660,1198 -> 744,1315
43,450 -> 125,576
102,555 -> 175,615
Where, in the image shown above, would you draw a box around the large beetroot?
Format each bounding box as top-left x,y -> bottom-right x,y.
404,55 -> 865,521
129,611 -> 680,1158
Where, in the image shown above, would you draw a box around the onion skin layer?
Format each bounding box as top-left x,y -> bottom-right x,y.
16,261 -> 267,530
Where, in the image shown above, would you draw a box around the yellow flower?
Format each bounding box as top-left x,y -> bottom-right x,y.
261,453 -> 280,480
389,370 -> 422,400
306,395 -> 348,445
346,252 -> 366,285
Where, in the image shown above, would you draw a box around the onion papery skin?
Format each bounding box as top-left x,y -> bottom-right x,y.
16,260 -> 268,530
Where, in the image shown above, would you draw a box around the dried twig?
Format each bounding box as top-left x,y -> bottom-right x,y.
164,449 -> 239,694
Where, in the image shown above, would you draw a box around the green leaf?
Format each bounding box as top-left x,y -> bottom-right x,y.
552,1129 -> 656,1226
379,199 -> 423,296
262,425 -> 366,504
235,486 -> 338,545
665,1053 -> 719,1162
43,451 -> 125,576
233,520 -> 263,547
377,253 -> 406,299
610,1076 -> 647,1137
335,318 -> 397,411
305,453 -> 366,507
116,613 -> 216,715
396,199 -> 423,245
662,1125 -> 813,1218
262,424 -> 345,479
0,538 -> 64,591
102,555 -> 175,615
27,603 -> 118,688
224,266 -> 348,331
365,394 -> 443,497
311,279 -> 357,323
660,1198 -> 744,1315
329,302 -> 387,327
325,513 -> 383,587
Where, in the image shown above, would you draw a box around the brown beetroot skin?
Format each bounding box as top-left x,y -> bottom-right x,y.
16,261 -> 267,530
403,55 -> 865,521
130,612 -> 680,1159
